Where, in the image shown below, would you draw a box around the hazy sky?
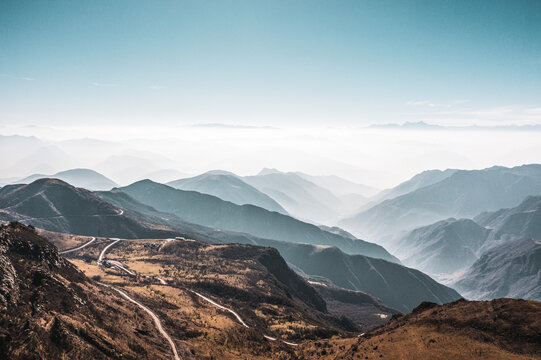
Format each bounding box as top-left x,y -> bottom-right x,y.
1,0 -> 541,127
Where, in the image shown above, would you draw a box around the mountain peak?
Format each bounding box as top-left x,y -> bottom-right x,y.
257,168 -> 282,176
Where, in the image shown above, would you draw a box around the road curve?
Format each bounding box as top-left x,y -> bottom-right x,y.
107,260 -> 136,276
98,239 -> 121,264
97,237 -> 299,347
59,237 -> 96,254
192,291 -> 249,328
101,283 -> 181,360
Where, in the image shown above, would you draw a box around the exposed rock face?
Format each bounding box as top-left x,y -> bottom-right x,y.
0,223 -> 175,359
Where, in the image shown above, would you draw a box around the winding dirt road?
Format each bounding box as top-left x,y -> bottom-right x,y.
191,291 -> 249,328
97,238 -> 121,264
59,237 -> 96,254
101,283 -> 181,360
97,237 -> 299,348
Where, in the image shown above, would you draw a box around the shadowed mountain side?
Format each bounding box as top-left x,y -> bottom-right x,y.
117,180 -> 398,263
394,218 -> 491,275
0,179 -> 202,240
394,195 -> 541,280
475,195 -> 541,242
258,242 -> 461,313
195,231 -> 460,312
309,283 -> 399,329
12,185 -> 455,314
167,172 -> 287,214
453,238 -> 541,301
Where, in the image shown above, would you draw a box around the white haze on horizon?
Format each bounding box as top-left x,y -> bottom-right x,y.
1,123 -> 540,189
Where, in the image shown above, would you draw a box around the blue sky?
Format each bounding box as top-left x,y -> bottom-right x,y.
1,0 -> 540,127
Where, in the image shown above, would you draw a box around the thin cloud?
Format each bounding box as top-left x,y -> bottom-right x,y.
421,105 -> 541,126
0,74 -> 34,81
406,99 -> 470,108
92,82 -> 123,87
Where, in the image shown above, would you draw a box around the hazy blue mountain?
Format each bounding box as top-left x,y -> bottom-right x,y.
100,185 -> 461,312
294,172 -> 379,197
340,164 -> 541,241
255,241 -> 461,312
0,179 -> 192,239
453,238 -> 541,301
118,180 -> 399,262
184,228 -> 459,312
319,225 -> 357,240
140,168 -> 191,183
96,153 -> 174,185
257,167 -> 281,175
373,169 -> 458,203
244,171 -> 343,224
11,144 -> 75,177
0,178 -> 461,312
394,218 -> 491,275
15,168 -> 118,190
394,195 -> 541,296
475,195 -> 541,242
167,172 -> 287,214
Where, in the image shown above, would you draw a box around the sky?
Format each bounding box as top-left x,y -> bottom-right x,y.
1,0 -> 541,127
1,1 -> 541,187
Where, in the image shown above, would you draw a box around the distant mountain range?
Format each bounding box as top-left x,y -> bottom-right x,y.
254,240 -> 460,312
369,121 -> 541,131
14,168 -> 117,191
118,179 -> 397,262
371,168 -> 458,204
0,178 -> 466,313
166,168 -> 376,224
453,238 -> 541,301
392,195 -> 541,301
293,172 -> 379,197
340,164 -> 541,241
0,179 -> 193,239
243,171 -> 347,224
167,171 -> 288,214
394,218 -> 491,275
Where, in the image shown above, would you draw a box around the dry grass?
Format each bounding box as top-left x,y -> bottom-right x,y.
300,325 -> 540,359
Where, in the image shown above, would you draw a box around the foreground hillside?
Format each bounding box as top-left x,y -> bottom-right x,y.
0,223 -> 186,359
44,225 -> 396,358
299,299 -> 541,359
3,223 -> 539,360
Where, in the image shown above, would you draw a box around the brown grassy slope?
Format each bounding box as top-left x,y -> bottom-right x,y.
298,298 -> 541,359
0,223 -> 185,360
101,239 -> 358,339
